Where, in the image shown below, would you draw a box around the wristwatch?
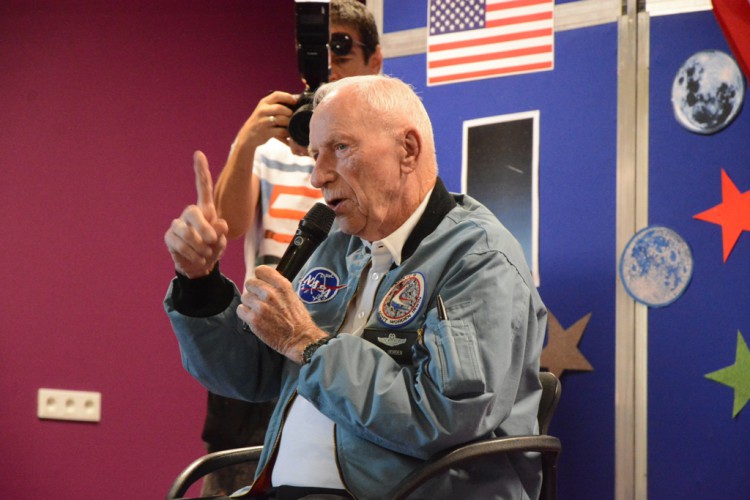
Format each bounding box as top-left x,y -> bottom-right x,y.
302,336 -> 332,365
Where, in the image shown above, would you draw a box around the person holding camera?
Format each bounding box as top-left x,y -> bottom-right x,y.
196,1 -> 383,496
165,74 -> 546,499
214,0 -> 382,273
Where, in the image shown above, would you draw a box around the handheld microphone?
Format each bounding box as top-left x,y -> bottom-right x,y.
276,202 -> 335,281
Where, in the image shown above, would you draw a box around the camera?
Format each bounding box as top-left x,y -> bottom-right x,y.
288,1 -> 330,147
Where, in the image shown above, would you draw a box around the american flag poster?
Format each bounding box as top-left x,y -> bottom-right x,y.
427,0 -> 555,86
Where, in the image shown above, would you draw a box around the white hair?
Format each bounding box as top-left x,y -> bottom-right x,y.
313,75 -> 436,158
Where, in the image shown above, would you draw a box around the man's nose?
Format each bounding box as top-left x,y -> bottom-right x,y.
311,157 -> 334,189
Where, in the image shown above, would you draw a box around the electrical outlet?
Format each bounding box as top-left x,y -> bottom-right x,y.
37,388 -> 101,422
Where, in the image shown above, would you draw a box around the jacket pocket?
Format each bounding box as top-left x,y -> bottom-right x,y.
427,304 -> 486,397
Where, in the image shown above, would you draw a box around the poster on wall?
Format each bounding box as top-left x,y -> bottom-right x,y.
426,0 -> 555,86
462,111 -> 540,285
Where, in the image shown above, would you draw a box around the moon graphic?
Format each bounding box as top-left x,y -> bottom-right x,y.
619,226 -> 693,308
671,50 -> 745,135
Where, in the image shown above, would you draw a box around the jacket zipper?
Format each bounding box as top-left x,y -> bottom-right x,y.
332,259 -> 391,499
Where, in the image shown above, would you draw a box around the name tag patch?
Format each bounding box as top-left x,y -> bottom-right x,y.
362,329 -> 419,364
377,272 -> 425,328
297,267 -> 347,304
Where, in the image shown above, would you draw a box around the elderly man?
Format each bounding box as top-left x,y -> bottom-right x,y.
198,3 -> 384,495
164,75 -> 547,499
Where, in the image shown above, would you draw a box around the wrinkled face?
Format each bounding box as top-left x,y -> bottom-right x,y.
328,23 -> 381,81
309,91 -> 411,241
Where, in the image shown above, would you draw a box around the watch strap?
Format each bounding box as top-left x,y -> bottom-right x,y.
302,336 -> 332,364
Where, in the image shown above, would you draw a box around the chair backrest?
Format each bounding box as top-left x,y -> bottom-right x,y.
538,371 -> 562,435
388,372 -> 563,499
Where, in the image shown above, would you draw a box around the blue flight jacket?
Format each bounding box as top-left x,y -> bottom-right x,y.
165,178 -> 547,499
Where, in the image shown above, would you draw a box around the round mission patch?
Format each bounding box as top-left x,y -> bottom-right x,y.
377,272 -> 426,327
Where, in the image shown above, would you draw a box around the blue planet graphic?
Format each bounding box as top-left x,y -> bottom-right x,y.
619,226 -> 693,308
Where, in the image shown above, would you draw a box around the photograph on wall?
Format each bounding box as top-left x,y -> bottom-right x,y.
462,111 -> 540,285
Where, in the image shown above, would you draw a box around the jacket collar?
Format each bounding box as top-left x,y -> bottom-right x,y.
401,177 -> 458,263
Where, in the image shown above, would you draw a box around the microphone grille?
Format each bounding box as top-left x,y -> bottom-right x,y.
303,202 -> 335,235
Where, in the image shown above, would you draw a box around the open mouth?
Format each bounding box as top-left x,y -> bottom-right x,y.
327,198 -> 345,210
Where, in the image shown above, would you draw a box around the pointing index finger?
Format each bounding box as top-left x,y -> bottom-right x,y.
193,150 -> 216,220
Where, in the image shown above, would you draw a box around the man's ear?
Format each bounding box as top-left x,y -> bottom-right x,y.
369,45 -> 384,74
401,129 -> 421,173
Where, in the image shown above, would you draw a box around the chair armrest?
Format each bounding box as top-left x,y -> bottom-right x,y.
166,445 -> 264,500
387,435 -> 562,500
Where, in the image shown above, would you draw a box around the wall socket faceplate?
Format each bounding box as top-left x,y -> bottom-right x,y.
37,388 -> 101,422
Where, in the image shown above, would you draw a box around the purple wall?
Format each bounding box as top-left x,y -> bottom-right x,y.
0,1 -> 298,497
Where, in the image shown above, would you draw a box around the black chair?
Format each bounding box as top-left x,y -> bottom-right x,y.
387,371 -> 562,500
166,372 -> 562,500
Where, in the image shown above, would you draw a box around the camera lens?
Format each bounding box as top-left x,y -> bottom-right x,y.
288,92 -> 315,147
288,106 -> 313,147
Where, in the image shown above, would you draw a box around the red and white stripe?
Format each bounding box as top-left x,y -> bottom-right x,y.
427,0 -> 554,86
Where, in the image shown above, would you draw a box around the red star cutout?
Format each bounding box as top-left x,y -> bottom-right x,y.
694,169 -> 750,262
540,311 -> 594,378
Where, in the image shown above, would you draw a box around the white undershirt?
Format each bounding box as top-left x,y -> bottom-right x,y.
271,189 -> 434,488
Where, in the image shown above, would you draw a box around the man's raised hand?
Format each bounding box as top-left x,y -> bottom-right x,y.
164,151 -> 229,278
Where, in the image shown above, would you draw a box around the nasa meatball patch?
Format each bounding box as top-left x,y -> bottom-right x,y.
297,267 -> 347,304
377,273 -> 425,327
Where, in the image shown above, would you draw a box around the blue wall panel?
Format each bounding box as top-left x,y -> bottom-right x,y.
384,3 -> 618,497
382,1 -> 425,32
648,11 -> 750,499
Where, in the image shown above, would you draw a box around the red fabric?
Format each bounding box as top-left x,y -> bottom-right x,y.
712,0 -> 750,79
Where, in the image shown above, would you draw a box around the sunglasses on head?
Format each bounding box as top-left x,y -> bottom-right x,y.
330,32 -> 367,56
